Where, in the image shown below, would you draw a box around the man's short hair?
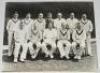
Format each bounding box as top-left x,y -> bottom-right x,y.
39,13 -> 43,16
57,13 -> 62,16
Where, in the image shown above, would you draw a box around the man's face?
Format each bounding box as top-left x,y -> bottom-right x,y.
82,14 -> 87,20
57,14 -> 62,19
14,14 -> 19,19
26,14 -> 31,19
48,23 -> 53,29
47,13 -> 52,18
77,23 -> 81,30
61,23 -> 66,29
70,13 -> 75,19
38,14 -> 43,19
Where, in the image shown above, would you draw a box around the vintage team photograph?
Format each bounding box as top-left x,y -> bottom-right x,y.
2,1 -> 98,72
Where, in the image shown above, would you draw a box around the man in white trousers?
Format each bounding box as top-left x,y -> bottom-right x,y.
42,21 -> 57,58
28,24 -> 42,59
80,14 -> 93,56
13,20 -> 28,63
57,23 -> 71,59
72,23 -> 86,60
6,12 -> 20,56
54,13 -> 66,30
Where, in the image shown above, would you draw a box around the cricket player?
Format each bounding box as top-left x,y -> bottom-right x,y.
23,13 -> 34,38
66,12 -> 78,34
28,24 -> 42,59
72,23 -> 86,60
42,21 -> 57,58
13,20 -> 28,63
54,13 -> 66,30
33,13 -> 46,32
6,12 -> 20,56
57,23 -> 71,59
80,14 -> 93,56
46,12 -> 54,28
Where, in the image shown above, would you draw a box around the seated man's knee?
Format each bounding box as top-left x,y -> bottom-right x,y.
38,42 -> 42,47
52,43 -> 56,49
71,42 -> 76,48
80,42 -> 85,48
42,42 -> 46,48
28,42 -> 32,47
57,41 -> 62,48
67,44 -> 71,48
80,44 -> 85,49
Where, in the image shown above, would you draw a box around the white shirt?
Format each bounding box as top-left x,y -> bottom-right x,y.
72,29 -> 86,43
30,29 -> 42,42
66,18 -> 78,29
54,18 -> 66,29
80,19 -> 93,33
14,27 -> 27,43
43,28 -> 57,42
33,18 -> 46,31
23,18 -> 34,30
23,18 -> 34,40
6,18 -> 20,32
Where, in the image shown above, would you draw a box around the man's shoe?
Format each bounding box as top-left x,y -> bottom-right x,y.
31,55 -> 37,59
50,55 -> 54,59
20,58 -> 25,63
14,58 -> 18,63
65,56 -> 70,59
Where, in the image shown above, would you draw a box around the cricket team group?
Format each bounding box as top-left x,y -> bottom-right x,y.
6,12 -> 93,63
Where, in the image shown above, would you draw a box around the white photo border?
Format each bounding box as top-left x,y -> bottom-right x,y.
0,0 -> 99,73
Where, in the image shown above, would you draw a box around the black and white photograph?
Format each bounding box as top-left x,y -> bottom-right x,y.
1,0 -> 98,72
